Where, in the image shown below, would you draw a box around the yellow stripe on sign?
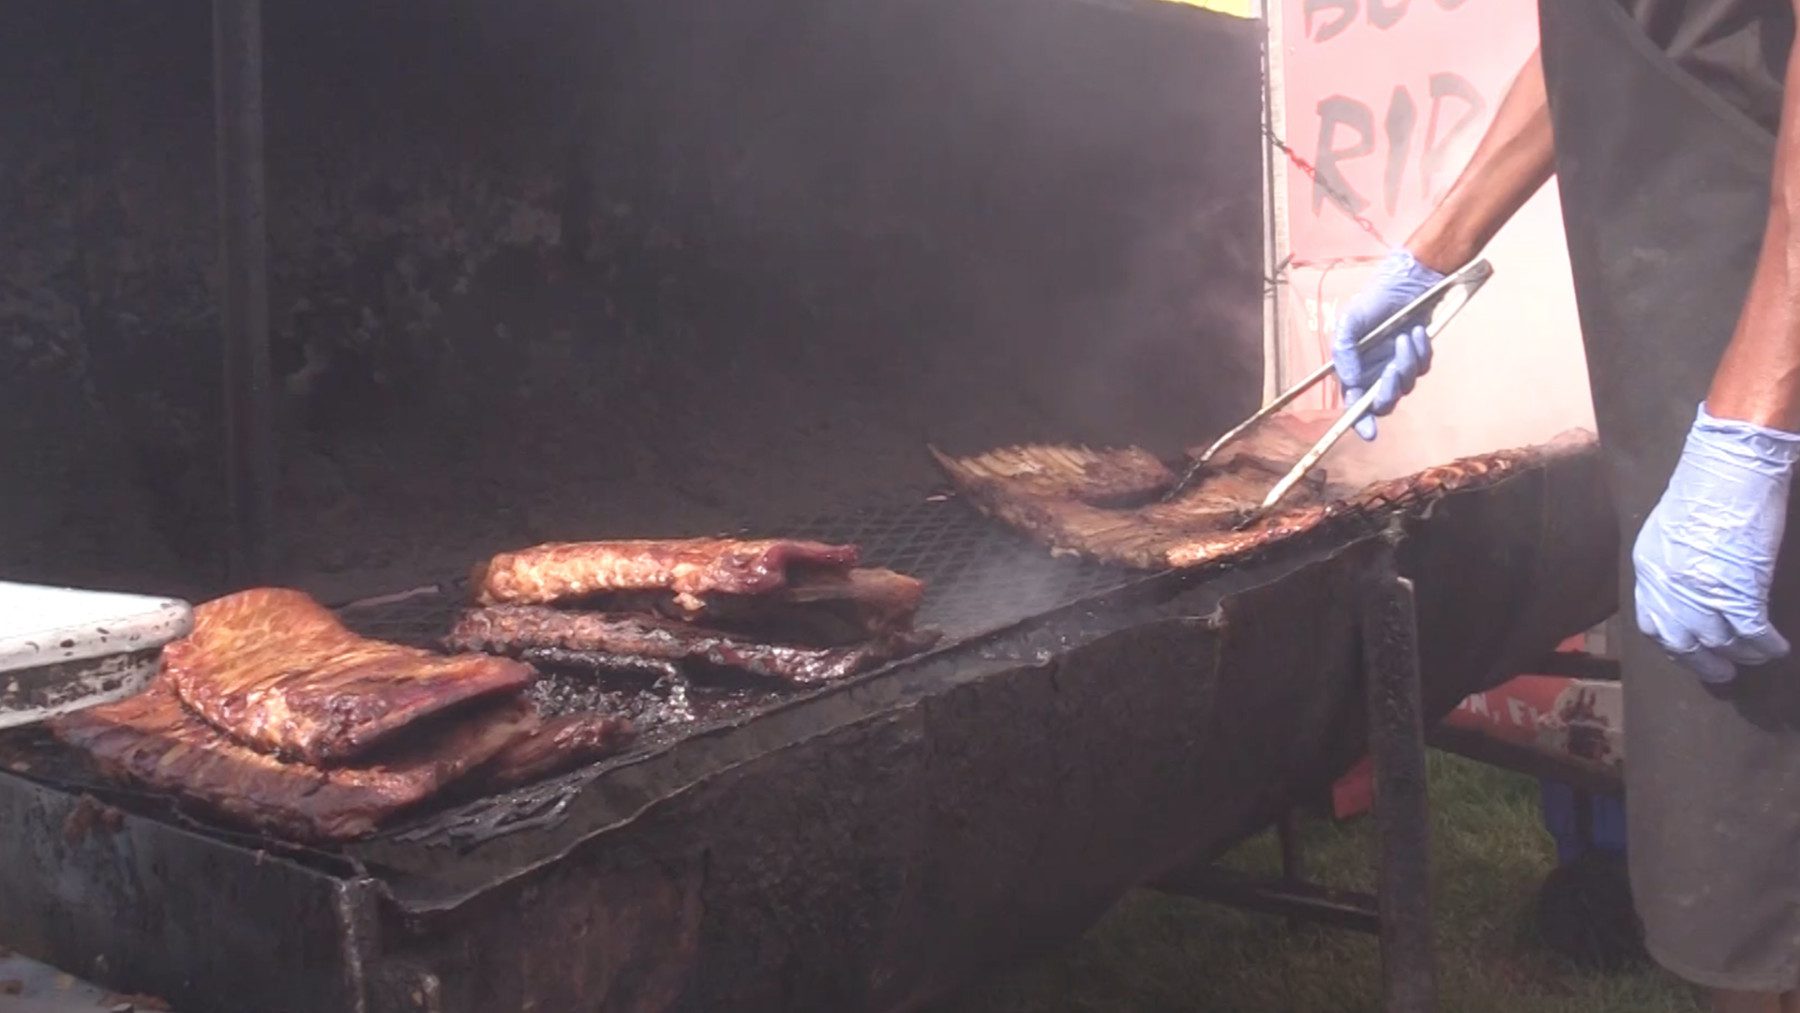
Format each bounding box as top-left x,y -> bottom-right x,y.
1162,0 -> 1254,15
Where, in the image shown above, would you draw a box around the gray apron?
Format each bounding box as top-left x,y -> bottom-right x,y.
1540,0 -> 1800,989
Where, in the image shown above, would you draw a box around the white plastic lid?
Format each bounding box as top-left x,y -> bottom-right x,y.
0,581 -> 193,675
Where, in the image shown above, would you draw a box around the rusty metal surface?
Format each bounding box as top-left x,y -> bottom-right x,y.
0,785 -> 377,1012
377,548 -> 1363,1012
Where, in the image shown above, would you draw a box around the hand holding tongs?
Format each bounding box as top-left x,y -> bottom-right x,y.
1164,258 -> 1495,518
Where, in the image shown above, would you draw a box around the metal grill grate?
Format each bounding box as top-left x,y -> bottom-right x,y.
339,496 -> 1138,649
340,497 -> 1144,848
761,497 -> 1137,640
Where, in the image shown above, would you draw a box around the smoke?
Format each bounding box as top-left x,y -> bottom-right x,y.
559,0 -> 1269,454
1050,190 -> 1268,456
2,0 -> 1283,595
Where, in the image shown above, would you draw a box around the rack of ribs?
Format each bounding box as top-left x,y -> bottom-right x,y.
50,679 -> 533,841
47,588 -> 637,841
49,676 -> 633,842
460,536 -> 936,686
163,588 -> 535,764
934,430 -> 1592,570
471,538 -> 863,606
597,566 -> 927,644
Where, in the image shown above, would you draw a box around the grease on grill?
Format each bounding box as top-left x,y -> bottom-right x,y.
521,655 -> 786,741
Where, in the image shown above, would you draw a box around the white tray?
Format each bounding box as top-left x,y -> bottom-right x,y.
0,581 -> 192,728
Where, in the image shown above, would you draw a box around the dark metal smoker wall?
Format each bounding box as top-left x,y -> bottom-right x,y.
0,0 -> 1263,597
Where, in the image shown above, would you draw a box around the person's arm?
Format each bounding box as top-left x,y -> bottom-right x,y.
1406,45 -> 1555,271
1331,47 -> 1555,438
1706,18 -> 1800,429
1633,10 -> 1800,687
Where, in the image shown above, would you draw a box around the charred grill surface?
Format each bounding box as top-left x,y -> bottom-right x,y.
520,647 -> 683,682
448,606 -> 942,684
164,588 -> 534,764
518,658 -> 782,730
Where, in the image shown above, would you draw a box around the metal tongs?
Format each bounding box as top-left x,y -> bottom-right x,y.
1164,257 -> 1495,520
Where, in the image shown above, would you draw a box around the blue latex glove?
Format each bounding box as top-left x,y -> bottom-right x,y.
1332,250 -> 1445,440
1632,405 -> 1800,684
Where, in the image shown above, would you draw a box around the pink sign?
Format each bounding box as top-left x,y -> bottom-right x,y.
1281,1 -> 1540,263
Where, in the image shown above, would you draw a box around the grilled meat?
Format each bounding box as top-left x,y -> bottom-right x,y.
932,431 -> 1328,530
936,432 -> 1594,569
49,679 -> 534,841
473,711 -> 637,790
49,674 -> 636,842
925,444 -> 1176,507
1159,443 -> 1559,568
935,439 -> 1333,564
164,588 -> 534,764
599,567 -> 926,644
450,606 -> 942,684
471,538 -> 861,607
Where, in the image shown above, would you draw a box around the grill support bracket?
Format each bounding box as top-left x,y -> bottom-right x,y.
1153,536 -> 1439,1013
1361,548 -> 1438,1012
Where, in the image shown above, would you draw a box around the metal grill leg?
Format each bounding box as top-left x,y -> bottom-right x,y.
1361,559 -> 1438,1013
1277,808 -> 1304,931
1277,808 -> 1302,881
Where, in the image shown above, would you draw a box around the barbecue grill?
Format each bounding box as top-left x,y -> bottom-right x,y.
0,0 -> 1614,1008
0,439 -> 1615,1012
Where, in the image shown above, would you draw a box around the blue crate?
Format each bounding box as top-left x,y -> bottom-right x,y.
1539,778 -> 1626,863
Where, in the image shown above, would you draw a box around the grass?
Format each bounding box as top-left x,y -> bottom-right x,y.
938,753 -> 1704,1013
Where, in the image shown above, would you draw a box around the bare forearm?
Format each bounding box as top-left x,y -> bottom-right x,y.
1706,34 -> 1800,430
1406,47 -> 1555,272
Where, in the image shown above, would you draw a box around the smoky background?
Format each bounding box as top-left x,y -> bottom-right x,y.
0,0 -> 1264,601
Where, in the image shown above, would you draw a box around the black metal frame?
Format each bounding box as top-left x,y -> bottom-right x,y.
1152,533 -> 1438,1013
213,0 -> 274,586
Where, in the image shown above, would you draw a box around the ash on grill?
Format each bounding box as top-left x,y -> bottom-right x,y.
518,651 -> 788,733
